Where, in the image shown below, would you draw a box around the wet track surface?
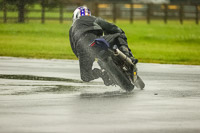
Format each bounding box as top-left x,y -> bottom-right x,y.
0,57 -> 200,133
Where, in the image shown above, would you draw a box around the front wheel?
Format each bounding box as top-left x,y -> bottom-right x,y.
99,56 -> 134,92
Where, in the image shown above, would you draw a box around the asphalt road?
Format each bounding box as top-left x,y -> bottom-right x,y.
0,57 -> 200,133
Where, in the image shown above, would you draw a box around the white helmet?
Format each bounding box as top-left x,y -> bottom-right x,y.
72,6 -> 91,24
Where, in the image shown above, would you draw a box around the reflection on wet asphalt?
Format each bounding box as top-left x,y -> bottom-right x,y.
0,57 -> 200,133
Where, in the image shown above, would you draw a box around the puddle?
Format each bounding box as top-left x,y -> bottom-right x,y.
80,90 -> 134,98
0,74 -> 130,96
0,75 -> 109,96
35,85 -> 79,93
0,85 -> 82,95
0,74 -> 83,83
0,74 -> 93,95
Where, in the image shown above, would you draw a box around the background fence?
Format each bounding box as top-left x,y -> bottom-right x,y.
0,1 -> 199,24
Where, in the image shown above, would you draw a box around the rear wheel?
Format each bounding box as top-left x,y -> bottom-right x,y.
99,56 -> 134,92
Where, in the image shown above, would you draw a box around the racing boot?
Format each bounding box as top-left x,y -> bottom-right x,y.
92,68 -> 113,86
101,71 -> 114,86
92,68 -> 102,80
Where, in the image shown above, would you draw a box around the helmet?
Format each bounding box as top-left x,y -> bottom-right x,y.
72,6 -> 91,24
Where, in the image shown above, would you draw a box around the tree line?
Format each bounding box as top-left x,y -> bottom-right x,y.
0,0 -> 82,23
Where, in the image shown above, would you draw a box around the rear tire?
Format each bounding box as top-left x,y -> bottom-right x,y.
100,56 -> 134,92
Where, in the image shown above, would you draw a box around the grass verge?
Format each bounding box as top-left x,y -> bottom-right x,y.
0,20 -> 200,65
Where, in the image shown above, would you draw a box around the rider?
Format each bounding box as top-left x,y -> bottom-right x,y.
69,6 -> 136,85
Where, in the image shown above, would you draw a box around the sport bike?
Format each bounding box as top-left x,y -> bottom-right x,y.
90,38 -> 145,92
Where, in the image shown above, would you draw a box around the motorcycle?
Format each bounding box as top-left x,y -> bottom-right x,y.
90,38 -> 145,92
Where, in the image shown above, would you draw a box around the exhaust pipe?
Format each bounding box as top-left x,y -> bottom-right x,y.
113,48 -> 133,67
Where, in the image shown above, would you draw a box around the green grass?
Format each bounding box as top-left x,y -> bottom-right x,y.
0,20 -> 200,65
0,22 -> 74,59
117,20 -> 200,65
